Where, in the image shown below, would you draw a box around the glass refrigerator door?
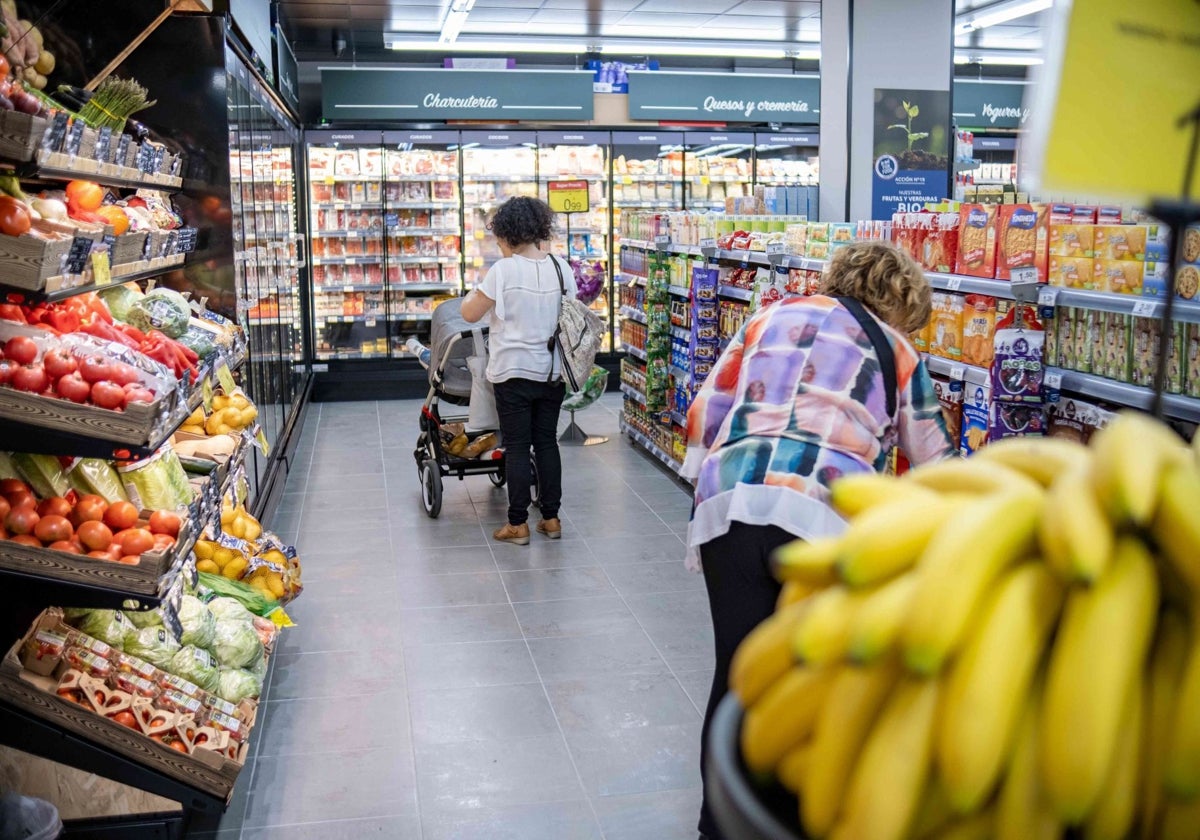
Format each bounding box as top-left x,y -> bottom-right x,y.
537,131 -> 611,352
684,132 -> 755,212
382,130 -> 462,359
753,131 -> 820,220
306,130 -> 387,360
461,131 -> 539,288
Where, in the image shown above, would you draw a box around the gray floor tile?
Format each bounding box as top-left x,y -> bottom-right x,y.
674,669 -> 716,716
604,560 -> 707,596
592,787 -> 704,840
421,800 -> 601,840
586,533 -> 687,565
296,525 -> 391,556
415,735 -> 584,811
294,506 -> 397,538
565,724 -> 703,797
394,571 -> 508,608
278,593 -> 405,653
527,630 -> 671,682
405,639 -> 539,690
410,683 -> 559,746
304,471 -> 387,494
490,539 -> 597,571
501,567 -> 616,602
269,646 -> 405,701
257,690 -> 411,756
514,596 -> 642,639
244,747 -> 417,827
394,523 -> 489,549
307,448 -> 386,476
241,815 -> 422,840
567,510 -> 673,539
397,545 -> 497,576
544,673 -> 700,733
398,603 -> 523,646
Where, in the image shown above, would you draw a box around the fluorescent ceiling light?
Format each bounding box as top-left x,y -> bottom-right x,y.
386,35 -> 817,60
438,0 -> 476,43
955,0 -> 1053,35
387,37 -> 589,53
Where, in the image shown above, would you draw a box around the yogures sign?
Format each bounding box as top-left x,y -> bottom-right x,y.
320,68 -> 595,121
627,72 -> 819,123
952,80 -> 1031,129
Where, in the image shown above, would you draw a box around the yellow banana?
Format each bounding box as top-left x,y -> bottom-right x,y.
777,579 -> 820,610
1152,463 -> 1200,595
1161,797 -> 1200,840
1166,614 -> 1200,799
1040,537 -> 1159,823
903,456 -> 1042,497
903,488 -> 1043,675
937,563 -> 1064,812
1091,410 -> 1188,526
972,435 -> 1091,486
772,537 -> 841,586
835,676 -> 940,840
793,585 -> 863,666
1141,611 -> 1189,840
910,779 -> 956,839
847,572 -> 918,665
776,743 -> 810,794
1085,680 -> 1143,840
829,472 -> 934,517
995,686 -> 1059,840
838,496 -> 968,588
1038,460 -> 1114,584
922,810 -> 993,840
728,600 -> 809,706
741,666 -> 833,774
801,659 -> 901,838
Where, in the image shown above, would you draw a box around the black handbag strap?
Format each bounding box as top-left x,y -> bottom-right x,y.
836,296 -> 898,420
546,256 -> 567,383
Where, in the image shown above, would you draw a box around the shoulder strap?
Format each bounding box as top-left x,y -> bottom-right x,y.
550,254 -> 567,295
547,255 -> 565,383
836,296 -> 898,420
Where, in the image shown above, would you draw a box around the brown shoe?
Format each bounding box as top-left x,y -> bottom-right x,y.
536,519 -> 562,540
493,523 -> 530,545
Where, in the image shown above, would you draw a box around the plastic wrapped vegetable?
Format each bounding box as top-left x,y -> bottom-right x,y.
216,667 -> 262,703
169,645 -> 219,693
177,595 -> 216,648
124,626 -> 181,670
211,619 -> 263,669
123,607 -> 162,629
67,459 -> 130,503
206,595 -> 255,624
97,283 -> 143,322
117,447 -> 193,512
246,650 -> 268,683
12,453 -> 69,498
124,287 -> 191,338
73,609 -> 130,650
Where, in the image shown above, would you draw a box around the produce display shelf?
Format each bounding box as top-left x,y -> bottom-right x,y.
923,354 -> 990,386
625,344 -> 648,362
1045,367 -> 1200,423
668,285 -> 690,298
620,305 -> 648,325
3,255 -> 190,304
28,164 -> 184,193
718,285 -> 754,302
1050,288 -> 1200,323
620,382 -> 647,405
620,420 -> 683,475
670,325 -> 692,341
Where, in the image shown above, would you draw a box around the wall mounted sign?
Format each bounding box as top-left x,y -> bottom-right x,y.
974,136 -> 1018,151
547,180 -> 590,213
952,80 -> 1031,130
627,71 -> 820,124
460,131 -> 538,146
683,131 -> 755,147
383,130 -> 459,146
537,131 -> 610,146
756,132 -> 820,147
610,131 -> 685,148
306,129 -> 382,145
321,68 -> 595,122
871,88 -> 951,219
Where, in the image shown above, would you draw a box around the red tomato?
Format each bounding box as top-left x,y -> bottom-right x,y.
55,372 -> 91,403
123,388 -> 155,407
5,507 -> 38,535
72,495 -> 108,524
10,534 -> 40,546
90,380 -> 125,410
33,514 -> 72,543
152,532 -> 176,551
86,549 -> 111,560
48,539 -> 81,554
108,361 -> 140,386
0,479 -> 29,496
117,555 -> 141,565
76,520 -> 113,551
11,364 -> 47,392
5,489 -> 35,511
78,356 -> 112,384
0,497 -> 8,521
115,527 -> 154,556
109,710 -> 139,729
56,688 -> 83,704
0,196 -> 31,237
2,336 -> 35,365
37,497 -> 72,518
103,500 -> 139,531
0,358 -> 17,384
65,180 -> 104,212
42,349 -> 77,379
149,510 -> 181,537
167,739 -> 188,753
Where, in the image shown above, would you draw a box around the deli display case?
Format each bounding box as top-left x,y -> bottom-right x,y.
683,131 -> 754,212
753,131 -> 820,220
462,131 -> 539,288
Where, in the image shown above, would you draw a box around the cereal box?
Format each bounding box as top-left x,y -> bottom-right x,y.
932,375 -> 964,446
1140,261 -> 1172,298
961,294 -> 998,368
1095,225 -> 1148,261
1094,259 -> 1144,295
1185,322 -> 1200,398
956,204 -> 999,278
959,381 -> 992,455
1072,205 -> 1098,225
929,293 -> 964,361
1048,256 -> 1093,289
990,402 -> 1045,442
1145,223 -> 1172,262
1181,224 -> 1200,265
1049,204 -> 1074,225
997,204 -> 1049,282
1049,224 -> 1096,258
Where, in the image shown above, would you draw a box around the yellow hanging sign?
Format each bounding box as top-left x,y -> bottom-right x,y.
547,180 -> 590,214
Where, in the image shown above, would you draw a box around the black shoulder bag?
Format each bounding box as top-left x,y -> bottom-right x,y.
836,296 -> 898,420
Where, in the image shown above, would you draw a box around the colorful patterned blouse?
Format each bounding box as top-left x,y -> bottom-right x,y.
680,295 -> 955,571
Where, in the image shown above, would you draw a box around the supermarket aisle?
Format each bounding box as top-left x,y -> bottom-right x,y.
189,393 -> 711,840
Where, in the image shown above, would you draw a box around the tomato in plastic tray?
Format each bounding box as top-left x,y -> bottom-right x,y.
112,651 -> 157,681
20,630 -> 67,673
110,671 -> 158,699
157,688 -> 202,716
61,629 -> 113,660
203,709 -> 247,743
64,646 -> 112,679
157,672 -> 203,700
203,694 -> 239,719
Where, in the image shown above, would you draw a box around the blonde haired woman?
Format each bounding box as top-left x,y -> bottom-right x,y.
684,240 -> 956,840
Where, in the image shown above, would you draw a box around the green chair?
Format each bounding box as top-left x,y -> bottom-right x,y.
560,366 -> 609,446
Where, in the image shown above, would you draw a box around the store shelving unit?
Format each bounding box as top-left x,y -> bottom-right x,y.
462,131 -> 539,289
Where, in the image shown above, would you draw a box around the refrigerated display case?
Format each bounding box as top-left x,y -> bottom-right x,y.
462,131 -> 539,288
684,131 -> 754,212
383,130 -> 463,357
538,130 -> 613,351
753,131 -> 820,219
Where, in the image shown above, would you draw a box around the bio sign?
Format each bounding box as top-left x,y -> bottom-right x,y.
321,68 -> 594,121
627,72 -> 819,123
871,88 -> 952,219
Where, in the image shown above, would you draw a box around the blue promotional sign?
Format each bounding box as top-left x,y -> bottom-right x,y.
871,88 -> 951,219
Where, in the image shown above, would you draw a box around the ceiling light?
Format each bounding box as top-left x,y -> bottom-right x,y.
385,35 -> 816,60
439,10 -> 469,43
955,0 -> 1053,35
954,50 -> 1044,65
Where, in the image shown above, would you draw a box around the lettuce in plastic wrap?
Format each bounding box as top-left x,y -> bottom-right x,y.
169,645 -> 219,693
211,620 -> 263,669
118,447 -> 193,512
125,626 -> 181,669
216,668 -> 262,704
123,607 -> 163,629
177,595 -> 216,648
206,596 -> 255,625
73,610 -> 130,650
68,458 -> 130,503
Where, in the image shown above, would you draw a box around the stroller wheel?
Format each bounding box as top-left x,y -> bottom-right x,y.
420,458 -> 443,518
488,469 -> 506,488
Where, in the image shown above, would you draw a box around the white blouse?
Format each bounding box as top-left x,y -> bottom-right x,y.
478,253 -> 577,384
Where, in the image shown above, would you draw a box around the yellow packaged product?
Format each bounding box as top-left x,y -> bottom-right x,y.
929,292 -> 964,361
1093,259 -> 1144,295
1048,256 -> 1093,289
1094,224 -> 1147,261
961,294 -> 997,368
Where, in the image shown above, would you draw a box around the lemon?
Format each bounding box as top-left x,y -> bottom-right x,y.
195,559 -> 219,575
222,556 -> 249,580
193,540 -> 215,562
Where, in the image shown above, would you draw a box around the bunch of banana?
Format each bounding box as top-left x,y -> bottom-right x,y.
729,412 -> 1200,840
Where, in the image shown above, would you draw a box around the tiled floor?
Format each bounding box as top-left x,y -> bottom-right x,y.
187,393 -> 712,840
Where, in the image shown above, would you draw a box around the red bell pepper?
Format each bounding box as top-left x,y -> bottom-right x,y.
46,309 -> 80,334
0,303 -> 25,323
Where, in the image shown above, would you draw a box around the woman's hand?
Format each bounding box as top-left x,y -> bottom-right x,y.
461,289 -> 495,323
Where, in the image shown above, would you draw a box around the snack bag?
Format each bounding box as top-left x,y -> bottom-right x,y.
959,382 -> 991,456
961,295 -> 998,368
1046,397 -> 1099,444
929,293 -> 964,361
990,304 -> 1045,404
1103,312 -> 1132,383
932,375 -> 963,446
1186,322 -> 1200,398
989,402 -> 1045,442
956,204 -> 999,278
1131,316 -> 1160,387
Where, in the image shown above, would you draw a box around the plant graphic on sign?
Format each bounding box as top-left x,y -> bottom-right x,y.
889,101 -> 929,153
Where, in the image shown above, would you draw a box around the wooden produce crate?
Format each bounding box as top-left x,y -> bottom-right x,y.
111,232 -> 150,267
0,232 -> 74,290
0,110 -> 49,162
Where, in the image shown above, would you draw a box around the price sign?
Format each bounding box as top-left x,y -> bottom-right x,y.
1045,371 -> 1064,389
201,375 -> 214,412
950,364 -> 967,381
946,276 -> 963,292
1132,299 -> 1157,317
65,119 -> 84,158
765,242 -> 786,256
345,257 -> 356,265
151,144 -> 165,174
65,236 -> 93,275
1010,266 -> 1041,300
161,576 -> 185,642
101,232 -> 117,252
364,317 -> 376,328
91,251 -> 111,287
162,230 -> 179,258
654,234 -> 671,249
1038,287 -> 1059,307
184,558 -> 199,589
142,234 -> 153,261
95,127 -> 112,164
41,111 -> 68,152
700,238 -> 716,248
384,213 -> 398,227
547,180 -> 590,214
177,227 -> 199,253
216,363 -> 236,392
136,143 -> 153,173
115,133 -> 131,168
346,230 -> 359,238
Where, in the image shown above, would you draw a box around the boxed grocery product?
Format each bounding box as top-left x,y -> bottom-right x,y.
1144,222 -> 1172,262
1073,309 -> 1097,374
1049,204 -> 1075,225
1048,224 -> 1095,258
1095,225 -> 1147,261
996,204 -> 1049,282
932,375 -> 963,446
1093,258 -> 1144,295
1186,322 -> 1200,398
1072,205 -> 1099,225
1139,261 -> 1172,297
961,294 -> 997,368
928,293 -> 964,361
959,381 -> 991,455
1046,397 -> 1102,443
1182,224 -> 1200,264
1057,307 -> 1077,370
989,402 -> 1045,441
1102,312 -> 1132,383
1047,256 -> 1093,289
1131,316 -> 1160,387
830,223 -> 856,243
956,204 -> 999,278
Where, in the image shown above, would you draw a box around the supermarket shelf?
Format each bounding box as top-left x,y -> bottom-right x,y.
925,272 -> 1017,299
670,326 -> 692,341
619,272 -> 647,287
3,256 -> 190,304
464,175 -> 536,182
670,364 -> 690,380
1050,289 -> 1200,324
625,344 -> 648,362
396,282 -> 460,293
620,420 -> 684,475
312,202 -> 382,211
387,228 -> 461,237
389,256 -> 461,265
311,230 -> 384,239
537,174 -> 606,181
718,285 -> 753,302
386,175 -> 458,182
315,350 -> 392,361
313,283 -> 386,293
316,315 -> 386,325
392,312 -> 435,321
247,317 -> 296,326
614,175 -> 679,183
620,305 -> 648,325
781,255 -> 828,272
1045,367 -> 1200,423
313,256 -> 384,265
30,163 -> 183,193
670,410 -> 688,426
389,202 -> 460,210
668,285 -> 690,298
614,201 -> 682,209
923,354 -> 991,386
620,382 -> 647,405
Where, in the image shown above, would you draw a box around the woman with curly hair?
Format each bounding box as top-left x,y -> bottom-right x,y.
683,240 -> 956,840
462,196 -> 577,545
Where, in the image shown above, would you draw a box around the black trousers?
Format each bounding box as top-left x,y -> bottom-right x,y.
698,522 -> 790,840
493,377 -> 566,526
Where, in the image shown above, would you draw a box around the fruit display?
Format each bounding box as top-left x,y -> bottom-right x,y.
193,500 -> 302,604
181,391 -> 258,437
730,413 -> 1200,840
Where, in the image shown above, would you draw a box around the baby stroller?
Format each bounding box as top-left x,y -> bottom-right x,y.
413,299 -> 536,518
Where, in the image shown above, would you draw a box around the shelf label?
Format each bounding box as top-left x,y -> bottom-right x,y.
1038,287 -> 1059,307
177,227 -> 199,253
41,111 -> 68,153
135,143 -> 154,174
699,238 -> 716,248
65,119 -> 84,158
950,364 -> 966,380
1132,299 -> 1157,316
65,235 -> 92,275
547,180 -> 590,213
201,375 -> 214,412
946,276 -> 963,292
654,234 -> 671,249
343,285 -> 354,293
216,363 -> 236,393
91,251 -> 111,287
94,126 -> 112,164
364,317 -> 377,328
1045,371 -> 1063,389
765,242 -> 786,256
114,133 -> 131,167
152,146 -> 166,174
345,257 -> 356,265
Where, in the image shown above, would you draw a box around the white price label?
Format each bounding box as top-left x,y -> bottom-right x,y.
950,364 -> 966,380
1132,300 -> 1157,316
946,277 -> 963,292
1038,287 -> 1059,307
365,318 -> 377,328
766,243 -> 787,256
1010,266 -> 1040,285
700,238 -> 716,248
346,231 -> 359,238
343,285 -> 354,293
654,234 -> 671,248
742,251 -> 753,263
345,258 -> 356,265
1045,372 -> 1063,389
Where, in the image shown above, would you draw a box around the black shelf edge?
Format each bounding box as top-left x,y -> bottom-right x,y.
0,256 -> 189,304
26,163 -> 184,194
